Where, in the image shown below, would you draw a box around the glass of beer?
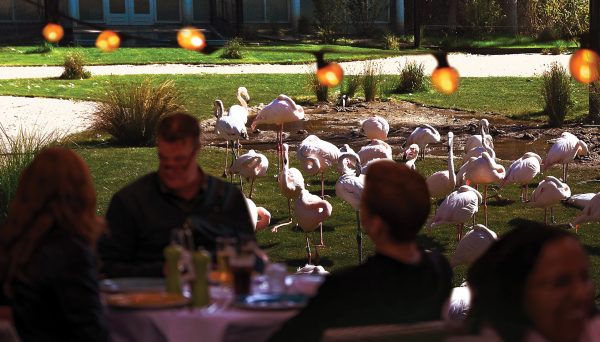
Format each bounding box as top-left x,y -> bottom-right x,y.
230,238 -> 256,297
215,236 -> 236,286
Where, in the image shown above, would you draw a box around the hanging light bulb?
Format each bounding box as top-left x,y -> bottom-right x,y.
42,23 -> 64,43
177,27 -> 206,51
431,53 -> 459,95
96,30 -> 120,52
315,51 -> 344,87
569,48 -> 600,84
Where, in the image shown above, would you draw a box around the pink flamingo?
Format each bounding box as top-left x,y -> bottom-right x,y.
427,132 -> 456,202
430,185 -> 483,241
402,144 -> 420,170
462,122 -> 496,164
530,176 -> 571,224
213,99 -> 249,177
360,114 -> 389,141
295,189 -> 333,264
404,124 -> 441,160
501,152 -> 542,202
357,139 -> 392,165
272,143 -> 305,232
245,197 -> 271,232
451,224 -> 497,267
228,149 -> 269,199
542,132 -> 588,182
572,192 -> 600,233
464,119 -> 494,153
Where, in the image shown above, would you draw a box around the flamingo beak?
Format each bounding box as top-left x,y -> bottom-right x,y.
576,224 -> 580,233
466,179 -> 472,186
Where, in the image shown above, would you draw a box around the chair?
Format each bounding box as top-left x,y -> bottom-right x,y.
322,320 -> 448,342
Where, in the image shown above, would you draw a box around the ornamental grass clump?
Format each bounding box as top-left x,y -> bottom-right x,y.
361,61 -> 383,102
220,37 -> 244,59
93,79 -> 185,146
541,62 -> 572,127
306,67 -> 329,102
60,52 -> 91,79
395,61 -> 426,93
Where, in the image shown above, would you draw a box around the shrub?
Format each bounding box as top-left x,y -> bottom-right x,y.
341,74 -> 361,98
361,61 -> 383,102
60,52 -> 91,79
463,0 -> 503,34
395,61 -> 426,93
541,62 -> 572,127
93,79 -> 185,146
306,67 -> 329,102
26,42 -> 54,54
346,0 -> 385,35
220,37 -> 244,59
312,0 -> 345,43
0,125 -> 61,222
382,33 -> 400,50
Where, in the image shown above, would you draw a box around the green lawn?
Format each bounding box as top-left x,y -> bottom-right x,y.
0,75 -> 591,123
75,146 -> 600,297
0,44 -> 407,66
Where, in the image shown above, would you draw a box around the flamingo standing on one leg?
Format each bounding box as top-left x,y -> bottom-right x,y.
213,99 -> 249,177
572,192 -> 600,233
429,185 -> 483,241
360,114 -> 389,141
227,87 -> 251,155
335,151 -> 365,263
251,94 -> 304,176
464,118 -> 494,153
228,149 -> 269,199
501,152 -> 542,202
427,132 -> 456,204
245,197 -> 271,232
530,176 -> 571,224
542,132 -> 589,183
295,189 -> 333,265
404,124 -> 441,160
450,224 -> 497,267
272,143 -> 305,232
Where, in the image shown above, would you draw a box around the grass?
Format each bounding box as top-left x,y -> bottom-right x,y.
74,145 -> 600,297
423,35 -> 579,50
0,44 -> 406,66
0,75 -> 591,123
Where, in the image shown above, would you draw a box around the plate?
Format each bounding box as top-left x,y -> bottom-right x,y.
234,293 -> 307,311
105,292 -> 189,309
100,278 -> 165,293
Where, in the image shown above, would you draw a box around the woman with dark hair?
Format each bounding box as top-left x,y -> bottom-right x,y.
466,220 -> 599,341
0,147 -> 108,342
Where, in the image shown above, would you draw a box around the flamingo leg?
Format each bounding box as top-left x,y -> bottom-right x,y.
544,208 -> 548,225
270,199 -> 293,233
484,185 -> 488,227
551,206 -> 556,224
356,211 -> 362,264
525,184 -> 529,202
456,223 -> 463,241
248,178 -> 255,199
305,233 -> 312,265
317,172 -> 326,247
222,141 -> 229,177
563,163 -> 567,183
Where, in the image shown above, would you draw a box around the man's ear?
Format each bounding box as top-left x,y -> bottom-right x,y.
367,215 -> 387,241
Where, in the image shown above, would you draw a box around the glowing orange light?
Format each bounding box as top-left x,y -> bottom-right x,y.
42,23 -> 64,43
569,48 -> 600,84
177,27 -> 206,51
317,62 -> 344,87
432,66 -> 459,95
96,30 -> 120,52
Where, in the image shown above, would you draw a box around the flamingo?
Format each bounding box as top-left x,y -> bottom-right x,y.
272,143 -> 305,232
450,224 -> 497,268
402,144 -> 420,170
245,197 -> 271,232
501,152 -> 542,202
227,87 -> 250,125
213,99 -> 249,177
430,185 -> 483,241
565,193 -> 598,210
360,114 -> 389,141
427,132 -> 456,202
572,192 -> 600,233
404,124 -> 441,160
335,152 -> 365,263
462,122 -> 496,164
542,132 -> 589,182
251,94 -> 305,175
457,152 -> 505,226
357,139 -> 392,165
464,119 -> 494,153
295,189 -> 333,265
530,176 -> 571,224
228,149 -> 269,199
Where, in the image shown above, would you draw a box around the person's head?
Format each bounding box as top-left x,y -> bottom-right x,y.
0,147 -> 103,292
467,221 -> 595,341
360,160 -> 430,244
156,112 -> 202,192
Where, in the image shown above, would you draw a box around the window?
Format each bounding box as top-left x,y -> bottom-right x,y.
157,0 -> 180,21
0,0 -> 12,20
192,0 -> 210,22
243,0 -> 288,23
79,0 -> 103,21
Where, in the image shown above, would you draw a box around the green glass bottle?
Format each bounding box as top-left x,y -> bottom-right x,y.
164,244 -> 183,294
191,248 -> 211,307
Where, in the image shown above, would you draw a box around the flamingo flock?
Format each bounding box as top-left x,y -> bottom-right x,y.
208,88 -> 596,266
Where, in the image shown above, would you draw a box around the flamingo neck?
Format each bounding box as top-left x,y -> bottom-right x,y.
237,93 -> 248,108
448,139 -> 456,186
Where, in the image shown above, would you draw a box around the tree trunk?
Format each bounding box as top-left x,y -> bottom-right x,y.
589,0 -> 600,123
506,0 -> 518,35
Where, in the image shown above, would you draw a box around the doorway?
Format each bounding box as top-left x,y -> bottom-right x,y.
105,0 -> 155,25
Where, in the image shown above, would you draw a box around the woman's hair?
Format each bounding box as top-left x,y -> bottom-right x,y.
0,147 -> 104,295
362,160 -> 430,242
466,220 -> 576,340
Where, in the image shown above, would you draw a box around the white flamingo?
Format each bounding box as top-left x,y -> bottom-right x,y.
402,144 -> 420,170
213,99 -> 249,177
572,192 -> 600,233
451,224 -> 497,267
335,152 -> 365,263
430,185 -> 483,241
361,114 -> 389,141
227,87 -> 250,125
404,124 -> 441,160
427,132 -> 456,202
357,139 -> 392,165
530,176 -> 571,224
228,149 -> 269,199
272,143 -> 305,232
542,132 -> 589,182
245,197 -> 271,232
464,119 -> 494,153
501,152 -> 542,202
251,94 -> 305,175
565,193 -> 598,210
462,122 -> 496,164
457,152 -> 505,226
295,189 -> 333,264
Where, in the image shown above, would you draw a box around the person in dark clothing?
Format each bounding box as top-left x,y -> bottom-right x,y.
269,161 -> 453,342
0,148 -> 108,342
98,112 -> 255,278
